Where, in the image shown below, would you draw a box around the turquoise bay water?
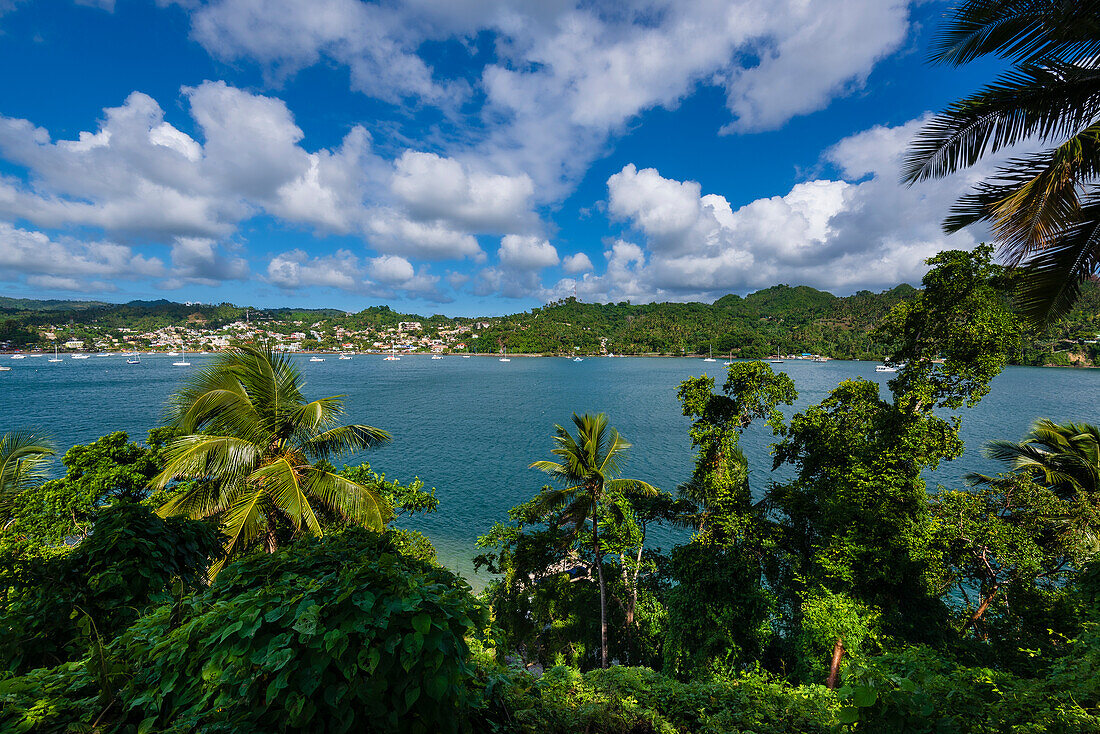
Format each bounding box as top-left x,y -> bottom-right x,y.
2,354 -> 1098,584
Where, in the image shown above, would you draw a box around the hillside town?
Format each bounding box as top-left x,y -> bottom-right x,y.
21,316 -> 502,355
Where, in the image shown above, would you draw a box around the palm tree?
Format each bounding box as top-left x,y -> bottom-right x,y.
151,344 -> 391,571
530,412 -> 657,668
969,418 -> 1100,498
903,0 -> 1100,324
0,430 -> 55,528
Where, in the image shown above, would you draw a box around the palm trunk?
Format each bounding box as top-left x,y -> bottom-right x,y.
593,504 -> 608,669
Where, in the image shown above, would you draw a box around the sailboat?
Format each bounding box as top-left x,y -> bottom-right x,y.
703,346 -> 716,362
769,348 -> 783,364
499,348 -> 510,363
724,350 -> 733,366
383,344 -> 400,361
48,346 -> 62,363
339,353 -> 353,360
173,348 -> 191,367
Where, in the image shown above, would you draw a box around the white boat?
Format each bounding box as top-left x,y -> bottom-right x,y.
96,353 -> 112,357
71,353 -> 90,360
0,365 -> 9,371
573,357 -> 583,362
127,356 -> 141,364
431,354 -> 443,360
724,350 -> 734,366
812,356 -> 828,363
462,354 -> 470,358
173,349 -> 190,367
10,354 -> 25,360
875,364 -> 897,373
703,346 -> 716,362
383,344 -> 400,361
339,353 -> 353,360
499,348 -> 510,363
48,346 -> 62,363
309,356 -> 325,362
167,351 -> 179,356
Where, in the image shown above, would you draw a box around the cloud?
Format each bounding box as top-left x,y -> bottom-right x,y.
266,248 -> 361,290
176,0 -> 917,202
163,236 -> 249,288
391,151 -> 536,233
368,254 -> 415,284
0,221 -> 165,290
562,252 -> 593,273
190,0 -> 459,105
572,115 -> 999,303
497,234 -> 559,269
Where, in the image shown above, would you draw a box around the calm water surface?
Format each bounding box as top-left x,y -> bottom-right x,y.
2,354 -> 1097,585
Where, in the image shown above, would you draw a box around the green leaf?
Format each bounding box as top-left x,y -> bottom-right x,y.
411,612 -> 431,635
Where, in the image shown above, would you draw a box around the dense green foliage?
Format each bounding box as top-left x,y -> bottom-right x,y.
0,529 -> 489,733
0,503 -> 221,675
2,247 -> 1100,731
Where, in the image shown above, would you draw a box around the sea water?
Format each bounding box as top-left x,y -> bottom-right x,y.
2,354 -> 1097,585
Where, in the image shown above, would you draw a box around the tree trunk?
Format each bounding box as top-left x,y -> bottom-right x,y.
826,637 -> 844,689
962,585 -> 1000,633
593,505 -> 608,669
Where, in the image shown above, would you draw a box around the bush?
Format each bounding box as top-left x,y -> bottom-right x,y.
487,665 -> 838,734
0,502 -> 220,674
0,528 -> 490,733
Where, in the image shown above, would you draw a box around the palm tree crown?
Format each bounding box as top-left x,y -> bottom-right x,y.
970,417 -> 1100,498
0,430 -> 55,528
530,412 -> 657,668
904,0 -> 1100,323
152,344 -> 391,568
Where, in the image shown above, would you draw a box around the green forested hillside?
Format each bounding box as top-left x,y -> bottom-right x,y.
1,280 -> 1098,365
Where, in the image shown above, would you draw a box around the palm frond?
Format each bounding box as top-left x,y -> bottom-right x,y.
0,430 -> 55,519
299,424 -> 391,460
151,435 -> 261,490
302,467 -> 386,530
1013,199 -> 1100,324
932,0 -> 1100,67
247,456 -> 322,537
944,126 -> 1100,261
903,63 -> 1100,184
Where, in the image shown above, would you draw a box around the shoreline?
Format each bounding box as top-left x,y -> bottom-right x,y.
1,349 -> 1095,369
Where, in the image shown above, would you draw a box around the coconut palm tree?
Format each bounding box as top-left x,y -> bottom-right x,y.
969,418 -> 1100,498
530,412 -> 657,668
0,430 -> 55,528
151,344 -> 390,571
903,0 -> 1100,324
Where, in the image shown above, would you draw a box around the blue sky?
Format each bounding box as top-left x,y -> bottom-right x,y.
0,0 -> 1001,315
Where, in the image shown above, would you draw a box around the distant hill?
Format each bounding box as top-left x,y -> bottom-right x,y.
0,279 -> 1096,366
0,296 -> 109,312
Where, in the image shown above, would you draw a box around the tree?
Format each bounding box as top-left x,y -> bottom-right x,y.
664,363 -> 795,677
152,344 -> 391,571
6,430 -> 168,544
903,0 -> 1100,323
0,431 -> 54,530
931,474 -> 1088,665
768,247 -> 1021,680
529,412 -> 657,668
